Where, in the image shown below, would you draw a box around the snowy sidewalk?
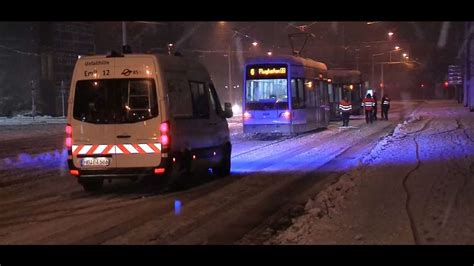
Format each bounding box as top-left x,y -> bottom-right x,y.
270,100 -> 474,244
0,115 -> 66,126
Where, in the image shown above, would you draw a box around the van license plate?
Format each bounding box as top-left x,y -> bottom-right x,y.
81,157 -> 111,167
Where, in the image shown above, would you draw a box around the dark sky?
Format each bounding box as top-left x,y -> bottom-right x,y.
92,21 -> 464,101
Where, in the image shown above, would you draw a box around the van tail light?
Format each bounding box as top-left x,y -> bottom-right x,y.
70,169 -> 79,176
160,121 -> 170,151
154,168 -> 165,175
65,124 -> 73,149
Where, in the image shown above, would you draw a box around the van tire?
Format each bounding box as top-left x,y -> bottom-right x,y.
81,179 -> 104,192
213,144 -> 231,178
166,152 -> 191,190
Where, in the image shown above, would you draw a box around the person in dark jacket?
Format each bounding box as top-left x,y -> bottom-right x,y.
381,94 -> 391,120
372,91 -> 378,121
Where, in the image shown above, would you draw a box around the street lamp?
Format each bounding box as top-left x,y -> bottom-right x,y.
267,51 -> 272,56
252,41 -> 258,46
389,47 -> 402,62
388,31 -> 394,37
167,43 -> 173,55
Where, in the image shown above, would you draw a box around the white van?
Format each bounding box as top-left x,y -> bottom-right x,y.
66,52 -> 233,191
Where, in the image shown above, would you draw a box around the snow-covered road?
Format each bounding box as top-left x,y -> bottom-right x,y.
270,100 -> 474,244
0,101 -> 427,244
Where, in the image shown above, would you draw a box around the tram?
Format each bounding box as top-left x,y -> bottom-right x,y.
243,55 -> 330,135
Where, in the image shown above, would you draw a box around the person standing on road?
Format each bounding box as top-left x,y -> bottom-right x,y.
339,97 -> 352,127
362,93 -> 375,124
372,91 -> 378,121
381,94 -> 391,120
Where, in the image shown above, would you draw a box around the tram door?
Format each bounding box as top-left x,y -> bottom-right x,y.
304,79 -> 317,129
315,81 -> 327,127
321,81 -> 330,126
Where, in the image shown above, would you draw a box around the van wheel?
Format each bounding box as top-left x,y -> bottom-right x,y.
81,179 -> 104,192
166,152 -> 191,190
213,144 -> 231,178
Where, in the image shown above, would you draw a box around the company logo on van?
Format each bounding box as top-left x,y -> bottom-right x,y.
121,69 -> 139,76
85,60 -> 110,66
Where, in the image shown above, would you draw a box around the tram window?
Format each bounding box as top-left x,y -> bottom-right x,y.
291,79 -> 297,106
336,85 -> 342,102
246,79 -> 288,110
322,82 -> 329,104
298,79 -> 305,108
305,79 -> 316,108
315,81 -> 322,107
328,84 -> 334,102
291,78 -> 306,109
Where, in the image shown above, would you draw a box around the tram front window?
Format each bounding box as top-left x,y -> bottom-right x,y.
245,79 -> 288,110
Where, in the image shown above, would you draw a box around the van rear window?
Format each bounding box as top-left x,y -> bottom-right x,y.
73,79 -> 158,124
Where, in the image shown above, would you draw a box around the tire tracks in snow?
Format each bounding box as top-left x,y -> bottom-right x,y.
402,137 -> 422,244
403,116 -> 471,244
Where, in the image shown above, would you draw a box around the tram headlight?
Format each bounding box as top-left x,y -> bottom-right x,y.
243,111 -> 252,119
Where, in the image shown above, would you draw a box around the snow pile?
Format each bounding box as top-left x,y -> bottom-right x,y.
0,149 -> 67,170
393,114 -> 423,138
269,163 -> 365,244
0,115 -> 66,125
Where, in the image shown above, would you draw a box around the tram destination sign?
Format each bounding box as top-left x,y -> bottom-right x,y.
247,64 -> 288,79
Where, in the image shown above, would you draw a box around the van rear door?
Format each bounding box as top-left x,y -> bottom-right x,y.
72,79 -> 119,170
113,58 -> 162,168
113,78 -> 161,168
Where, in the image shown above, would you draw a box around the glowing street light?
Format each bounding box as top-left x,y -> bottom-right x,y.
267,51 -> 272,56
394,46 -> 400,50
252,41 -> 258,46
403,53 -> 408,57
388,32 -> 394,37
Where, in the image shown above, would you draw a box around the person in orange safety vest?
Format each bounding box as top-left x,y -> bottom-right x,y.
362,93 -> 375,124
339,97 -> 352,127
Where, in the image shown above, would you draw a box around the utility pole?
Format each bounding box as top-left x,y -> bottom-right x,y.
228,43 -> 232,104
380,63 -> 384,97
356,52 -> 360,71
121,21 -> 132,53
371,56 -> 375,88
228,31 -> 238,104
61,80 -> 65,117
122,22 -> 127,48
31,80 -> 36,119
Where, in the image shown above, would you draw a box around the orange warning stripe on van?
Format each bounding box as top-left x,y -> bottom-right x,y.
71,143 -> 161,156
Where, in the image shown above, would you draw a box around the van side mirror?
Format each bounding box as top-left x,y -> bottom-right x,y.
223,102 -> 233,118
